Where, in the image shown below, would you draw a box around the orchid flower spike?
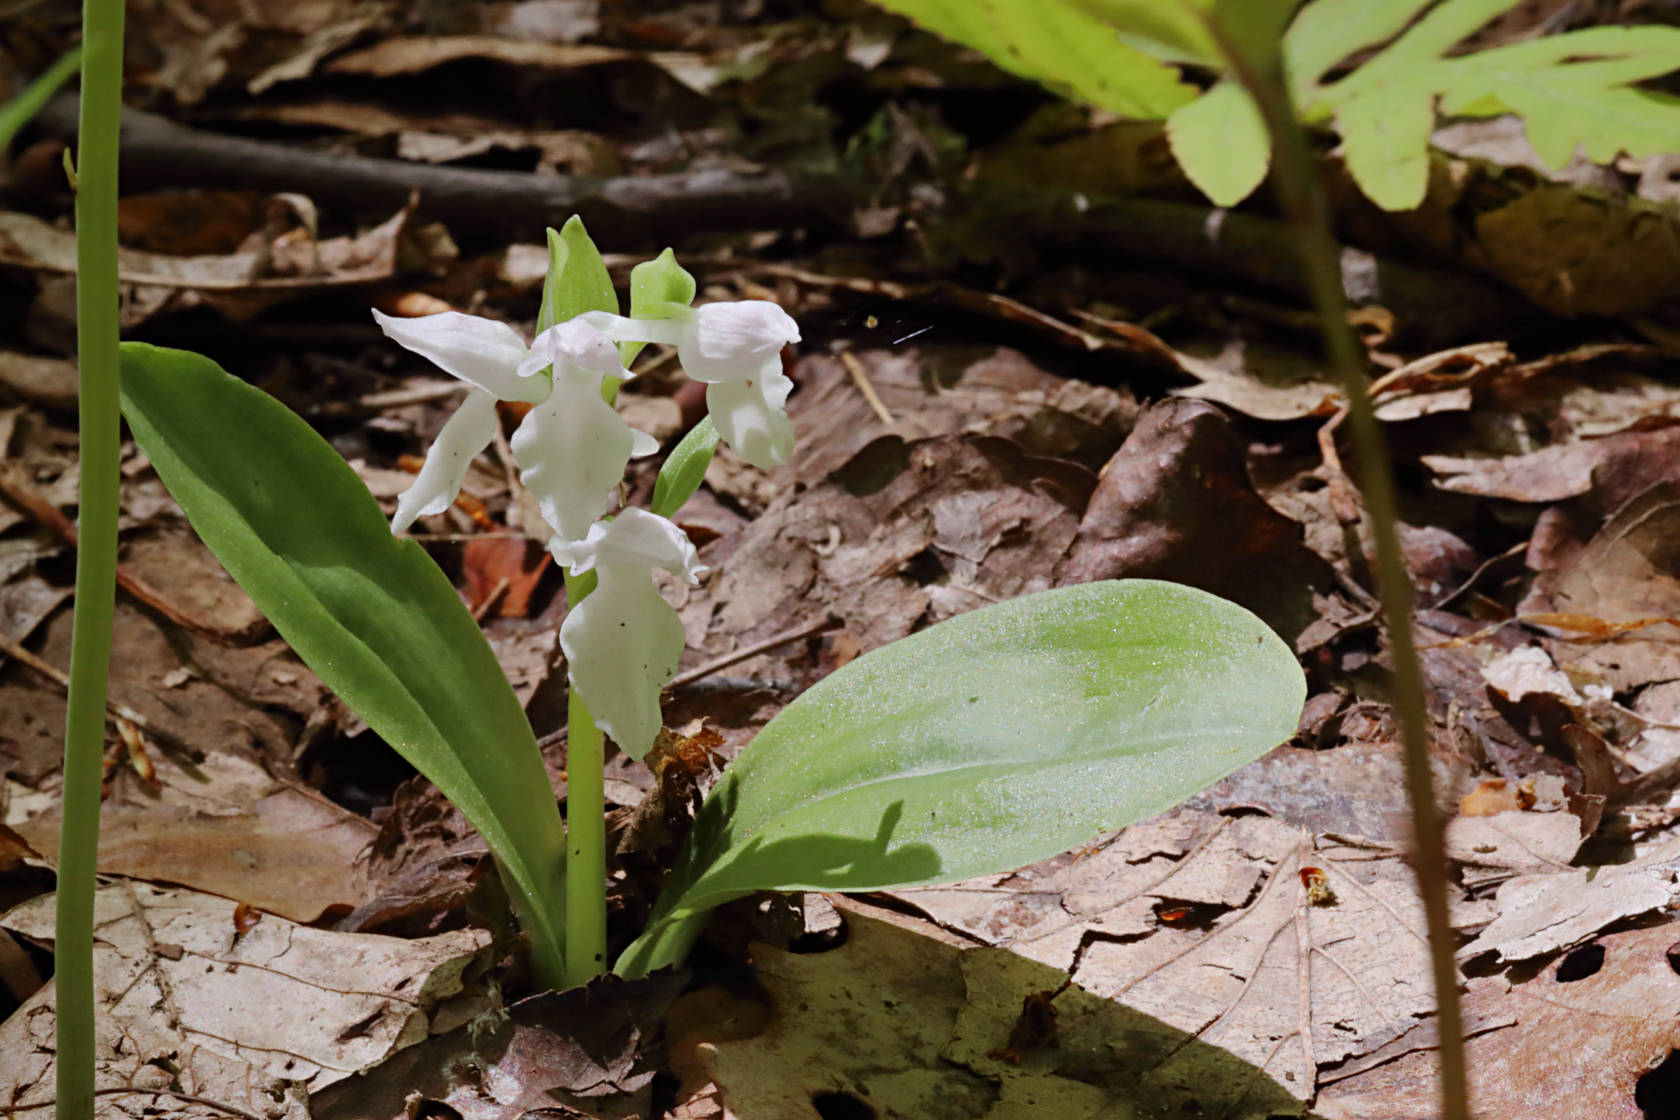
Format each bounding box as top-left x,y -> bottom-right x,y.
373,310 -> 657,542
551,509 -> 705,756
583,300 -> 800,470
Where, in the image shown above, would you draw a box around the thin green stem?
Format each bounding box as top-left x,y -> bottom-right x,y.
562,569 -> 608,986
0,44 -> 83,153
58,2 -> 125,1118
1208,26 -> 1469,1120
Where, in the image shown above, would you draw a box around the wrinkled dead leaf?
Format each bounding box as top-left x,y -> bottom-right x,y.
313,972 -> 687,1120
1461,833 -> 1680,965
10,749 -> 374,923
0,882 -> 489,1105
893,808 -> 1452,1103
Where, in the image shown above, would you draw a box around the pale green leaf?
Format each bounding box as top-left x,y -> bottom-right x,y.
1310,0 -> 1680,209
1284,0 -> 1431,103
617,580 -> 1304,976
1167,80 -> 1270,206
1071,0 -> 1220,67
119,343 -> 568,986
624,248 -> 696,365
868,0 -> 1197,118
1335,81 -> 1437,210
650,417 -> 720,520
537,215 -> 617,335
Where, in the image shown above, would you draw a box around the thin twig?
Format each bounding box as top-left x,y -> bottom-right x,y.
0,633 -> 174,753
0,465 -> 266,642
667,615 -> 842,690
838,351 -> 896,427
534,615 -> 842,751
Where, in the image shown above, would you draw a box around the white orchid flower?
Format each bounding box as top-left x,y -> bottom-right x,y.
551,508 -> 705,755
373,310 -> 657,541
582,301 -> 800,470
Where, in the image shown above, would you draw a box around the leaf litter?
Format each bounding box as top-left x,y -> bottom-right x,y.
5,1 -> 1680,1116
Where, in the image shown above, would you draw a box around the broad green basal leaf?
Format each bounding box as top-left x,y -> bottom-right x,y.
617,580 -> 1304,976
119,343 -> 568,986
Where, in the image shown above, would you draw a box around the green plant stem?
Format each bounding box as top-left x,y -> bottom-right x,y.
57,3 -> 125,1118
1208,25 -> 1469,1120
562,569 -> 608,986
0,44 -> 83,153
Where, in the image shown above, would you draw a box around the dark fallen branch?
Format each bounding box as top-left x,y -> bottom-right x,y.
33,94 -> 1539,345
962,184 -> 1543,349
34,93 -> 849,244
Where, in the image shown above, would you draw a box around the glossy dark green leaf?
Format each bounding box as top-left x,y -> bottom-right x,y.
618,580 -> 1304,976
119,342 -> 568,985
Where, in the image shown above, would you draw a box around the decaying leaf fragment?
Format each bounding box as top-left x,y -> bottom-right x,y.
893,809 -> 1450,1104
0,882 -> 490,1111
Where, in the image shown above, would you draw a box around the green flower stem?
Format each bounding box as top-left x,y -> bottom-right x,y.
58,1 -> 125,1117
1206,22 -> 1469,1120
562,568 -> 608,986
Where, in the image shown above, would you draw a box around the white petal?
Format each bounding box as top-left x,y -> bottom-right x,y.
679,301 -> 800,383
589,508 -> 704,581
561,566 -> 687,756
391,388 -> 498,534
705,360 -> 795,469
630,428 -> 660,457
372,309 -> 544,403
521,318 -> 626,380
579,310 -> 684,348
511,369 -> 637,544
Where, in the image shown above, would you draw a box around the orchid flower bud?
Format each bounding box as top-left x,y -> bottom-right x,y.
552,509 -> 705,755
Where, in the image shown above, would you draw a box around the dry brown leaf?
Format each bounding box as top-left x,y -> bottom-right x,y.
312,973 -> 687,1120
0,882 -> 490,1107
10,749 -> 375,923
1324,924 -> 1680,1120
1424,426 -> 1680,516
893,809 -> 1452,1103
326,34 -> 630,76
1056,398 -> 1345,648
1460,833 -> 1680,964
1525,485 -> 1680,692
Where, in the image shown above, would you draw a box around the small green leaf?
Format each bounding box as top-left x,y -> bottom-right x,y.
1335,81 -> 1436,210
650,417 -> 720,520
1310,1 -> 1680,210
1072,0 -> 1220,67
119,343 -> 568,987
1167,80 -> 1270,206
1284,0 -> 1430,104
625,248 -> 697,365
867,0 -> 1197,119
617,580 -> 1304,976
537,215 -> 618,334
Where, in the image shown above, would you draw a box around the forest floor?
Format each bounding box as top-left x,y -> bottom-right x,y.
3,1 -> 1680,1118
